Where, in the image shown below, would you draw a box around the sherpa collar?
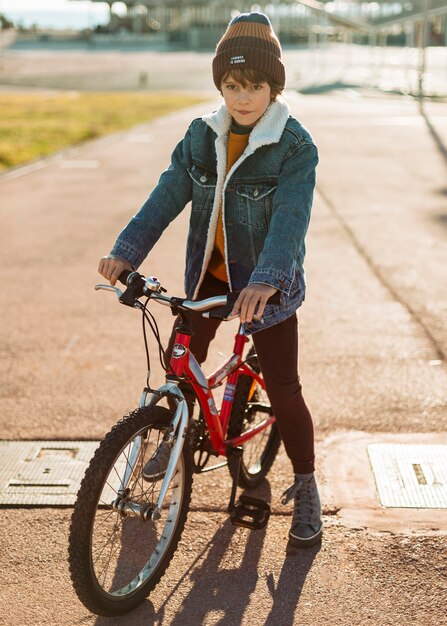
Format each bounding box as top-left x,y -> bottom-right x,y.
202,98 -> 290,151
193,97 -> 290,298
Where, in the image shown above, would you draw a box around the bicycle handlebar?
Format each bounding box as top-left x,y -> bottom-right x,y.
96,269 -> 281,318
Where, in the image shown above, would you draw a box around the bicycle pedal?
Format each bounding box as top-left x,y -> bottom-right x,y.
230,495 -> 270,531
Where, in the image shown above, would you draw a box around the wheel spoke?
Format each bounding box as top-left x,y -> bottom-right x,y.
92,519 -> 122,583
69,406 -> 192,614
91,427 -> 182,594
92,508 -> 118,532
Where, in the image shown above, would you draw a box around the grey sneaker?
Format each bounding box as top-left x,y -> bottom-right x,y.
142,441 -> 171,482
281,473 -> 323,548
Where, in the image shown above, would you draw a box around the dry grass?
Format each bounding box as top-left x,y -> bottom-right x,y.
0,92 -> 207,172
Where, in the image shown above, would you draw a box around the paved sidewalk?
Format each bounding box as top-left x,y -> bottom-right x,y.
0,89 -> 446,625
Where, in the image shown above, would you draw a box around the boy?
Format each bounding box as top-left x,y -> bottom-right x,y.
99,12 -> 322,548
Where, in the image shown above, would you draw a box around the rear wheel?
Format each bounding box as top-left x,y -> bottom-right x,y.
68,405 -> 192,616
227,346 -> 281,487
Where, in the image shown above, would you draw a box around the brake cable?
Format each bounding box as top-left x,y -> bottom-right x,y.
140,296 -> 254,393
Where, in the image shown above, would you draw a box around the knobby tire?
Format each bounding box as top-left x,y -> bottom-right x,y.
68,405 -> 192,616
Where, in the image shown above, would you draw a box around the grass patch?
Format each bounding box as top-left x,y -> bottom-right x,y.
0,92 -> 209,172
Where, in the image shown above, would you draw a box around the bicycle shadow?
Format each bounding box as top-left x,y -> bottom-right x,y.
164,483 -> 273,626
93,481 -> 320,625
94,484 -> 271,625
92,516 -> 159,625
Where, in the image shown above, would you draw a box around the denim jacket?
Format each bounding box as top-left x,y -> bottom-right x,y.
111,98 -> 318,334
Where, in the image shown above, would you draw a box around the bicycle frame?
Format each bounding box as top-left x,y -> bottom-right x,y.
167,324 -> 276,457
95,276 -> 276,521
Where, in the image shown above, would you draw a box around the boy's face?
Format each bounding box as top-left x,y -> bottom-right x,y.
221,75 -> 272,127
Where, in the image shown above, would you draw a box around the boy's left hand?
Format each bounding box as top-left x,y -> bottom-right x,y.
230,283 -> 278,323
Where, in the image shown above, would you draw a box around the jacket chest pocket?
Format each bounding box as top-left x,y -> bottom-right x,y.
187,165 -> 217,211
236,184 -> 277,229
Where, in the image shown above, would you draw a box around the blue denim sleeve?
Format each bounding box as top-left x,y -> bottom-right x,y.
110,123 -> 194,268
249,142 -> 318,294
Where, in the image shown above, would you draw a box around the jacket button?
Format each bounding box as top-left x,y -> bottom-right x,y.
200,175 -> 207,183
253,188 -> 259,197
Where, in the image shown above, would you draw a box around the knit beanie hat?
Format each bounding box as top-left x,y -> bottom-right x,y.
212,12 -> 285,91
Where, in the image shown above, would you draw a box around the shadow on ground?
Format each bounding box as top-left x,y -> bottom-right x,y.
433,212 -> 447,231
298,81 -> 362,95
94,481 -> 320,625
419,100 -> 447,162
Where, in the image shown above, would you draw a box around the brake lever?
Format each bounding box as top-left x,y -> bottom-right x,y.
95,284 -> 124,298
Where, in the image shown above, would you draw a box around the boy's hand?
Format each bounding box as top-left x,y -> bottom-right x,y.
98,255 -> 133,286
230,284 -> 278,323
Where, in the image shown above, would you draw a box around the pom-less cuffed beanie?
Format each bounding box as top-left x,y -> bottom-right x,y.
212,12 -> 285,90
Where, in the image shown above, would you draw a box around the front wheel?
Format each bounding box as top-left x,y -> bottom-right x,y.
227,346 -> 281,488
68,405 -> 192,616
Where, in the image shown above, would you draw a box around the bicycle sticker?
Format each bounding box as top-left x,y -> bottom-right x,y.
223,383 -> 236,402
208,398 -> 219,416
172,344 -> 187,358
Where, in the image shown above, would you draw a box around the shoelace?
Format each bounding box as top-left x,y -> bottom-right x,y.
281,478 -> 317,524
281,478 -> 304,505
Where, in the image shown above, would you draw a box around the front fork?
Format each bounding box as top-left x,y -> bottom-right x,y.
113,383 -> 189,521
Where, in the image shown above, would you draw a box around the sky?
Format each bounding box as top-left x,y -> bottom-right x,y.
0,0 -> 128,28
1,0 -> 110,11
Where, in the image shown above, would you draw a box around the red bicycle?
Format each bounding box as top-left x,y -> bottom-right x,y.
69,270 -> 281,616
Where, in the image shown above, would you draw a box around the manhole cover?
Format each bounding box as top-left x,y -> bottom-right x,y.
0,441 -> 99,506
368,444 -> 447,508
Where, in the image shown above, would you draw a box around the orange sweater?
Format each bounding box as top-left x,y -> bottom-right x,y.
207,131 -> 250,282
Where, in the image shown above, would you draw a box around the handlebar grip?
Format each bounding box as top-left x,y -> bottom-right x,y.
118,269 -> 132,285
118,270 -> 147,307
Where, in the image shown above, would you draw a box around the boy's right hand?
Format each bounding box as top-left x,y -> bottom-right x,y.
98,255 -> 133,286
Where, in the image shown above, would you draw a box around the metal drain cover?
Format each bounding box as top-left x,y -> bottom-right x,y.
0,441 -> 99,506
368,444 -> 447,508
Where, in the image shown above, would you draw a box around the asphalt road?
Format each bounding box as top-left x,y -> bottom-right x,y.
1,89 -> 447,625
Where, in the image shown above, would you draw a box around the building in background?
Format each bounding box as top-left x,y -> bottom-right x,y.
1,1 -> 444,97
69,1 -> 447,48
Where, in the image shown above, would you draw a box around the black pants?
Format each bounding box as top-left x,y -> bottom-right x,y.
167,273 -> 315,474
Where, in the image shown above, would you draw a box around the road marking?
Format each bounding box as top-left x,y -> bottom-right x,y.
126,133 -> 153,143
59,160 -> 100,169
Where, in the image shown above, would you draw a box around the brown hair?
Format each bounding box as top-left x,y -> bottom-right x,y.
220,68 -> 283,101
